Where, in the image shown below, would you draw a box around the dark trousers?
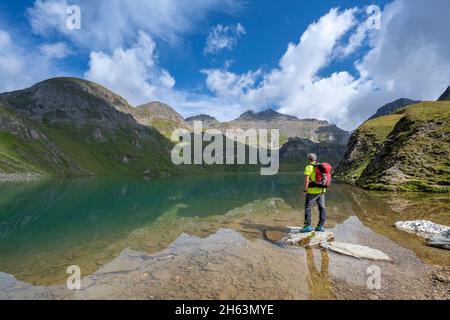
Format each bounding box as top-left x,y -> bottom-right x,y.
304,193 -> 326,227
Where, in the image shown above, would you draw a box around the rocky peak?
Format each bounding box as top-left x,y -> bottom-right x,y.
369,98 -> 420,120
185,114 -> 219,130
236,109 -> 299,121
437,86 -> 450,101
135,101 -> 185,123
185,114 -> 218,123
0,77 -> 135,128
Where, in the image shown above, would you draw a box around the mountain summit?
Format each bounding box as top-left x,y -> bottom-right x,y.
0,77 -> 136,127
438,86 -> 450,101
369,98 -> 420,120
237,109 -> 299,121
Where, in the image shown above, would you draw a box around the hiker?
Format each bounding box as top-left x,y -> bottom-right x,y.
300,153 -> 332,233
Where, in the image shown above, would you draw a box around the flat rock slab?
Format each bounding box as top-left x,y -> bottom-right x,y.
284,230 -> 334,247
320,242 -> 392,261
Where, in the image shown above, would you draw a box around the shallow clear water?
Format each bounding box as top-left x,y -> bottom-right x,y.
0,174 -> 448,286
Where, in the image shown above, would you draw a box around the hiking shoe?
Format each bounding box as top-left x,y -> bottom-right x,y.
315,225 -> 326,232
300,225 -> 314,233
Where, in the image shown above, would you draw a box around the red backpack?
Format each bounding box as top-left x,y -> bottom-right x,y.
309,162 -> 332,189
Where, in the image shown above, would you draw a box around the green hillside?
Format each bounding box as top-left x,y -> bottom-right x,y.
0,78 -> 193,179
335,101 -> 450,193
359,102 -> 450,192
334,114 -> 402,184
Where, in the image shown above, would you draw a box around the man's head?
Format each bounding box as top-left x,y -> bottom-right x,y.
307,153 -> 317,164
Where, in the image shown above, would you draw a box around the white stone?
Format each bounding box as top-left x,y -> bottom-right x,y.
320,242 -> 391,261
428,230 -> 450,250
395,220 -> 450,239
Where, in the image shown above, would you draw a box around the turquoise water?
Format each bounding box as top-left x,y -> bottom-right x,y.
0,174 -> 448,285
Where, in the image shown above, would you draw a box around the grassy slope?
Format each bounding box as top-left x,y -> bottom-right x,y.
0,78 -> 211,178
359,102 -> 450,192
0,107 -> 204,178
334,114 -> 402,183
42,124 -> 176,176
0,106 -> 67,176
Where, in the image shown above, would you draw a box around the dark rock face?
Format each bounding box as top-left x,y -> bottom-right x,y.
437,86 -> 450,101
369,98 -> 420,120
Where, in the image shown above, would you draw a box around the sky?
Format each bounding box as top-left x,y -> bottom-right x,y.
0,0 -> 449,130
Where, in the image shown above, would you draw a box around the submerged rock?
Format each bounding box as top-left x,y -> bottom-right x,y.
395,220 -> 450,238
395,220 -> 450,251
428,230 -> 450,250
320,242 -> 391,261
284,230 -> 334,247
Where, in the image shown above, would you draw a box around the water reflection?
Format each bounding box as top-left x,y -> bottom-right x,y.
0,175 -> 448,286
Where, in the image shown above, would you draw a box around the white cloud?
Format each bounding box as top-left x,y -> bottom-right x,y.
200,1 -> 450,130
344,0 -> 450,127
15,0 -> 450,131
85,31 -> 176,106
202,8 -> 364,126
40,42 -> 72,59
336,20 -> 368,58
83,30 -> 248,121
204,23 -> 246,54
0,30 -> 11,46
201,68 -> 261,101
0,29 -> 65,92
27,0 -> 69,36
27,0 -> 243,50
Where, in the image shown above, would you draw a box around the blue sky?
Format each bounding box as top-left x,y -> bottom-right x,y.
0,0 -> 449,130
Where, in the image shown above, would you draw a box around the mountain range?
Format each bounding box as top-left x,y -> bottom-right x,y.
0,77 -> 350,180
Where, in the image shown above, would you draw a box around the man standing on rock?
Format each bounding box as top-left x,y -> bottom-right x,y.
300,153 -> 326,233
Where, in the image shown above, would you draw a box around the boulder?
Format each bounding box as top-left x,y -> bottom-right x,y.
395,220 -> 450,250
395,220 -> 449,239
428,230 -> 450,250
320,242 -> 391,261
284,230 -> 334,247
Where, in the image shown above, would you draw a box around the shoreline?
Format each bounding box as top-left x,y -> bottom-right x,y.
1,173 -> 448,194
